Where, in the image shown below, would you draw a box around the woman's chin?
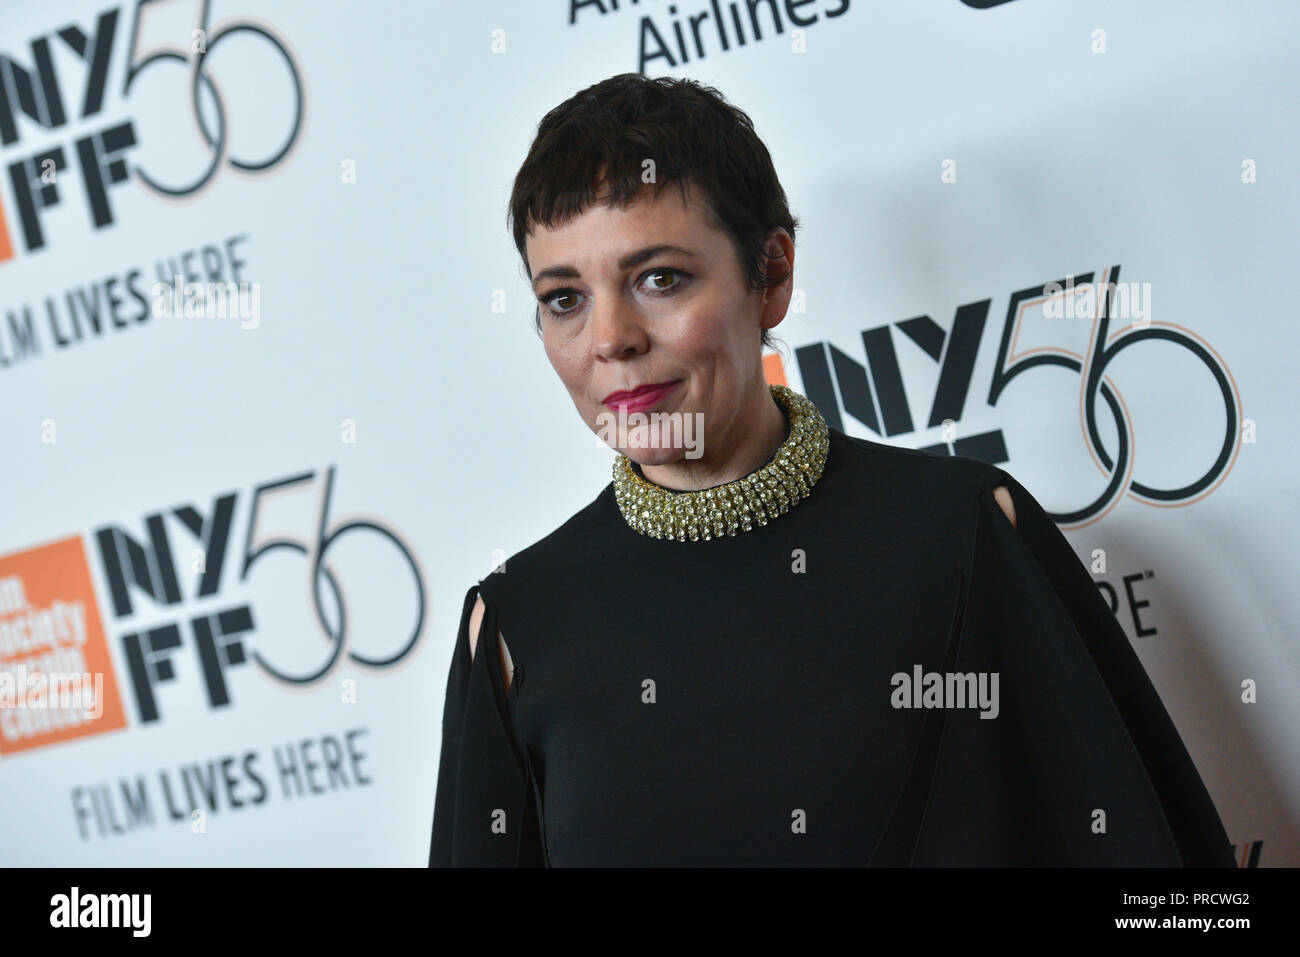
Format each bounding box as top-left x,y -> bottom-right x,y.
592,420 -> 692,462
618,445 -> 685,467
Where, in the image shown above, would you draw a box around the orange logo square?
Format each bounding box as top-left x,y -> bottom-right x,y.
0,536 -> 127,755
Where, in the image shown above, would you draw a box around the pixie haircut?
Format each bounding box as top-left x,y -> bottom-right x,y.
508,72 -> 800,352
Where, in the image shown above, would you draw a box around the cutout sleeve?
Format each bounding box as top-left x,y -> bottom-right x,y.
429,584 -> 545,867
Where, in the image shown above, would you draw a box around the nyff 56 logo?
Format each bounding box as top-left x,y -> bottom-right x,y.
0,0 -> 304,263
768,264 -> 1241,527
0,465 -> 426,756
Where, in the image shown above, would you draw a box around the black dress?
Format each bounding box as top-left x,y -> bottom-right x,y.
429,424 -> 1235,867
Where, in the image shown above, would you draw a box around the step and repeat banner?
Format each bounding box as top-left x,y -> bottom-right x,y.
1,0 -> 1295,866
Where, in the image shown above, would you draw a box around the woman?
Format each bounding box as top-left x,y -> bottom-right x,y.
430,73 -> 1234,867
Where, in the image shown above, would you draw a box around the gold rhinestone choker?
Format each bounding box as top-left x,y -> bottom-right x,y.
611,384 -> 830,541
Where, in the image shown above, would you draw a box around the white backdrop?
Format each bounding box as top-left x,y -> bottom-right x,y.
0,0 -> 1295,866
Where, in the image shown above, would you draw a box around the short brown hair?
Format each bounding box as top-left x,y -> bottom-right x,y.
507,73 -> 800,352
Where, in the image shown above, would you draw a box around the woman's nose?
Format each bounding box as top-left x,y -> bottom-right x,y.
592,293 -> 648,360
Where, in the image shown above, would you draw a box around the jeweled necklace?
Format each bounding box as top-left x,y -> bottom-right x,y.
611,383 -> 830,541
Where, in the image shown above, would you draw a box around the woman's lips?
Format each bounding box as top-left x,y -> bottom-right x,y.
603,380 -> 681,413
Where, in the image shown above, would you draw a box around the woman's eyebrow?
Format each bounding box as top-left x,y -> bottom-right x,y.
531,244 -> 698,288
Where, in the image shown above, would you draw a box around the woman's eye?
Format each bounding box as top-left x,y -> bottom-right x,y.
642,268 -> 684,293
541,290 -> 582,316
539,268 -> 688,318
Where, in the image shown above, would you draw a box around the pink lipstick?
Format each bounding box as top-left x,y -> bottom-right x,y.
602,380 -> 681,413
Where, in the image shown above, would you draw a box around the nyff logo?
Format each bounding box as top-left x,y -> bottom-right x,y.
0,0 -> 304,264
95,466 -> 426,727
768,264 -> 1241,527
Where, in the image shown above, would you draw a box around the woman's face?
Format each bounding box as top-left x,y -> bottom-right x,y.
526,182 -> 792,467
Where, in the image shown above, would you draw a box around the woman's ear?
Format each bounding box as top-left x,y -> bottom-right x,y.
993,484 -> 1018,529
758,229 -> 795,333
762,228 -> 795,292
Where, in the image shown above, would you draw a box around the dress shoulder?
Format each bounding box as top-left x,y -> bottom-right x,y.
869,465 -> 1235,865
829,429 -> 1013,531
428,583 -> 545,867
475,484 -> 614,602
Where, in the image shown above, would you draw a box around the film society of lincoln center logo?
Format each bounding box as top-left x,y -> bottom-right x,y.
0,537 -> 127,754
0,465 -> 427,757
